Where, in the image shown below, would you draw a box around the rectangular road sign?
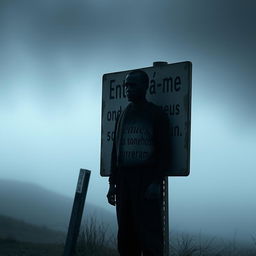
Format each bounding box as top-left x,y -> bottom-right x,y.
100,61 -> 192,176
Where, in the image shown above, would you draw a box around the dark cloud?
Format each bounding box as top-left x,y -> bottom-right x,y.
0,0 -> 255,125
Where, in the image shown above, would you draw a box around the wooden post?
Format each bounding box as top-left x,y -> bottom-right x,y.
63,169 -> 91,256
163,177 -> 169,256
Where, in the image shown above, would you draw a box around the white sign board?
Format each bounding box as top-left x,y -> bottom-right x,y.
100,61 -> 192,176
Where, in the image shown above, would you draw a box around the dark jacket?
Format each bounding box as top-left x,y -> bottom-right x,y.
109,101 -> 170,185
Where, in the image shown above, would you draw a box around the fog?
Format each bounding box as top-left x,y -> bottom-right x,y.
0,0 -> 255,242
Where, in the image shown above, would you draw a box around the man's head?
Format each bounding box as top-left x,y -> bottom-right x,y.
124,70 -> 149,103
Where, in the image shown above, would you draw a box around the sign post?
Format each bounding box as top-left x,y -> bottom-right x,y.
101,61 -> 192,177
63,169 -> 91,256
101,61 -> 192,256
163,177 -> 169,256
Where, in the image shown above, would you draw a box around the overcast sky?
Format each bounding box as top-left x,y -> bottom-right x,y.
0,0 -> 255,242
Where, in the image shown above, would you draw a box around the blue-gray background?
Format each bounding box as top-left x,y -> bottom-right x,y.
0,0 -> 255,242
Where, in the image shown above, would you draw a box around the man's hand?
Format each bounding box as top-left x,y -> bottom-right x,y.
144,183 -> 162,200
107,184 -> 116,206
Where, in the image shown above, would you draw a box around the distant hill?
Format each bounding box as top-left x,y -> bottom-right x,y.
0,215 -> 65,243
0,180 -> 254,254
0,179 -> 116,233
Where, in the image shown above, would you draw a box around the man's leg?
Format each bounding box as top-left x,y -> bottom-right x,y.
116,174 -> 141,256
140,196 -> 163,256
139,177 -> 164,256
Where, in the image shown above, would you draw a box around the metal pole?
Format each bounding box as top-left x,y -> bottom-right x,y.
163,177 -> 169,256
63,169 -> 91,256
153,61 -> 170,256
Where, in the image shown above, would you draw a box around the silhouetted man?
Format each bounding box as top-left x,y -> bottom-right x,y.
107,70 -> 170,256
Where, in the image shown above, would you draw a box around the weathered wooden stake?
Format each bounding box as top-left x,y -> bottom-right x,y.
63,169 -> 91,256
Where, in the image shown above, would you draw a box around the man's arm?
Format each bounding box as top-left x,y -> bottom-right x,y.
107,115 -> 119,206
144,108 -> 170,200
155,109 -> 171,181
108,115 -> 119,186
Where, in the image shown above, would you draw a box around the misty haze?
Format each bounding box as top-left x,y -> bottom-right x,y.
0,0 -> 256,255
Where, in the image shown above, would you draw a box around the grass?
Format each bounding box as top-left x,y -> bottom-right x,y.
76,217 -> 118,256
0,217 -> 118,256
77,219 -> 256,256
169,232 -> 256,256
0,237 -> 63,256
0,214 -> 65,244
1,217 -> 256,256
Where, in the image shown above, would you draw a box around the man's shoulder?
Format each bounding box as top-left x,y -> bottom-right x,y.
115,104 -> 131,122
145,102 -> 170,126
146,101 -> 166,116
146,101 -> 160,110
121,101 -> 167,119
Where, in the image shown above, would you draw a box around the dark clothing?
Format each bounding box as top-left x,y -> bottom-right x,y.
109,101 -> 170,185
116,167 -> 163,256
109,101 -> 170,256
